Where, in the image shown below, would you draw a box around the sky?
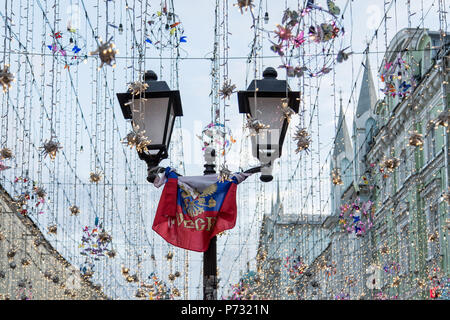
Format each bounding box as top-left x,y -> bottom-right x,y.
0,0 -> 446,300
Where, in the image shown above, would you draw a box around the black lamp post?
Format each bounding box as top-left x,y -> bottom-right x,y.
237,67 -> 300,182
117,70 -> 183,183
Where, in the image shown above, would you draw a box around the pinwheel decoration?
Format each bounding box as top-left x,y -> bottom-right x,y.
339,198 -> 374,236
380,54 -> 416,98
270,1 -> 346,78
145,8 -> 186,52
46,30 -> 87,67
199,122 -> 236,157
79,218 -> 112,260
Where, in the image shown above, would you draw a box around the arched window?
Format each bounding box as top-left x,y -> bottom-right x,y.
341,158 -> 351,188
365,118 -> 376,150
423,40 -> 432,74
418,34 -> 432,77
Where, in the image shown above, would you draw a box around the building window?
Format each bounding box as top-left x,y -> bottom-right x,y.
426,126 -> 436,163
341,158 -> 351,188
399,150 -> 406,186
397,216 -> 410,275
423,41 -> 432,75
426,204 -> 440,260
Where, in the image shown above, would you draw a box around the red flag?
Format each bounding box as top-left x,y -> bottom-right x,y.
152,168 -> 248,252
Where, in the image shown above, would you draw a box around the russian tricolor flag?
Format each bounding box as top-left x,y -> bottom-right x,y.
152,168 -> 250,252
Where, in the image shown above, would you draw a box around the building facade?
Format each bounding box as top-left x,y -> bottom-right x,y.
0,185 -> 107,300
255,184 -> 329,299
293,28 -> 449,300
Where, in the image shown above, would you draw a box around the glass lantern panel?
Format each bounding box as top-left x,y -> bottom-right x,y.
165,105 -> 176,147
248,97 -> 286,149
130,97 -> 170,145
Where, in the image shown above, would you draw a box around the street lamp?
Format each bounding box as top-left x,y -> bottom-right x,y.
237,67 -> 300,182
117,70 -> 183,183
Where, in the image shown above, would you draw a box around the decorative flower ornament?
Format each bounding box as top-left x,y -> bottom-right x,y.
41,138 -> 63,160
234,0 -> 254,14
98,231 -> 112,245
245,116 -> 269,135
47,225 -> 58,235
0,65 -> 15,93
90,38 -> 118,69
0,147 -> 13,160
89,171 -> 102,184
106,249 -> 116,259
381,157 -> 400,173
219,79 -> 237,100
122,130 -> 151,153
128,81 -> 149,96
293,127 -> 311,154
69,205 -> 80,216
218,164 -> 233,183
408,132 -> 424,147
280,99 -> 296,123
33,186 -> 47,199
433,110 -> 449,129
331,168 -> 344,185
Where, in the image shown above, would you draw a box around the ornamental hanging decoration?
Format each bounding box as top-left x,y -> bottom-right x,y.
219,79 -> 237,100
90,37 -> 118,69
293,127 -> 311,154
136,272 -> 174,300
408,132 -> 424,148
380,54 -> 416,98
69,205 -> 80,216
46,30 -> 88,68
339,198 -> 374,236
122,130 -> 151,153
431,110 -> 450,130
0,65 -> 15,93
79,217 -> 113,260
380,157 -> 400,174
47,225 -> 58,235
0,147 -> 13,160
80,260 -> 95,280
145,7 -> 186,53
89,171 -> 102,184
383,261 -> 401,275
234,0 -> 255,14
13,177 -> 46,215
331,168 -> 343,185
199,122 -> 236,157
284,252 -> 307,279
270,1 -> 345,78
218,164 -> 233,183
226,271 -> 260,300
0,161 -> 10,172
16,279 -> 33,300
128,81 -> 149,96
280,98 -> 296,123
245,116 -> 269,135
40,138 -> 63,160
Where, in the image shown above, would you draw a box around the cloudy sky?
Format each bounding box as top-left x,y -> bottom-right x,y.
0,0 -> 445,300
